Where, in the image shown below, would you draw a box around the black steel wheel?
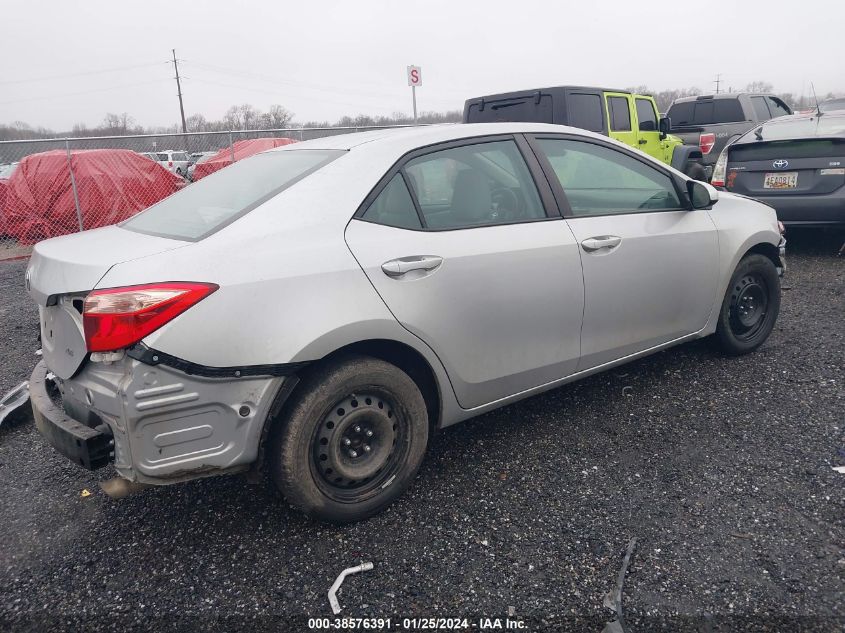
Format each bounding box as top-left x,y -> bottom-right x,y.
715,254 -> 781,355
267,355 -> 428,523
311,391 -> 406,503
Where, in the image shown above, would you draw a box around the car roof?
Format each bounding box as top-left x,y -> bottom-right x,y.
734,111 -> 845,144
671,93 -> 774,104
267,122 -> 610,153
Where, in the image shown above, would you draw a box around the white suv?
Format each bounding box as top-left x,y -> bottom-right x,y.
154,150 -> 191,177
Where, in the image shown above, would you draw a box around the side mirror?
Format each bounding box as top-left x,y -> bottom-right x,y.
688,180 -> 719,209
658,116 -> 671,140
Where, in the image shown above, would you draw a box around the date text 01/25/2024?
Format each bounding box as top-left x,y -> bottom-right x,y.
307,617 -> 527,630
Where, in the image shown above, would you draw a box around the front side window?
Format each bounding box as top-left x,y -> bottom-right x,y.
766,97 -> 791,118
173,152 -> 189,161
401,140 -> 546,229
124,149 -> 343,240
607,97 -> 632,131
635,99 -> 657,131
536,138 -> 682,216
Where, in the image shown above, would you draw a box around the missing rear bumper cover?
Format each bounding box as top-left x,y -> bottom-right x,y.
128,344 -> 310,379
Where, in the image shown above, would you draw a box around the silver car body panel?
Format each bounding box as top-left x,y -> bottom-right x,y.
24,122 -> 782,484
566,209 -> 719,370
345,219 -> 584,409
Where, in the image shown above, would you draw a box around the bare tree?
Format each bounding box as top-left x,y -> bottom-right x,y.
744,81 -> 774,94
186,113 -> 208,132
239,104 -> 259,130
267,104 -> 293,128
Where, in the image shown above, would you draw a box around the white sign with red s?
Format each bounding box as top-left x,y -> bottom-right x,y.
407,66 -> 422,87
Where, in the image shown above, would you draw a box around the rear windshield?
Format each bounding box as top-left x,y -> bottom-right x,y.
731,139 -> 845,162
668,99 -> 745,125
123,149 -> 343,241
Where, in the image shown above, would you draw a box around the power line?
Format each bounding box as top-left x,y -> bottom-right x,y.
184,77 -> 402,112
0,62 -> 167,86
0,79 -> 172,106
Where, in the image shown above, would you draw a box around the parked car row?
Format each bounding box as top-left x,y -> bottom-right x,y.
462,86 -> 843,228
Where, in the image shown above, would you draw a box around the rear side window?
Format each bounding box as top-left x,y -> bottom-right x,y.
667,99 -> 744,125
400,140 -> 546,229
362,174 -> 422,229
635,99 -> 657,131
173,152 -> 189,161
607,97 -> 631,131
156,153 -> 168,161
712,99 -> 745,123
751,96 -> 771,121
568,93 -> 604,133
124,150 -> 343,240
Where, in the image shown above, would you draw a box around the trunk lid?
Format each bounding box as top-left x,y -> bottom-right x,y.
725,138 -> 845,197
26,225 -> 187,378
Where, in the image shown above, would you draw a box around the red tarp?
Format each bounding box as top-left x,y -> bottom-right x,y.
0,179 -> 8,218
1,149 -> 182,244
192,137 -> 298,181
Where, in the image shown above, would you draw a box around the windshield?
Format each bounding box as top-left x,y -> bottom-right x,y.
123,149 -> 344,241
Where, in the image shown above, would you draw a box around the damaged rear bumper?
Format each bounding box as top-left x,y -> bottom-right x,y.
30,361 -> 112,470
30,356 -> 285,484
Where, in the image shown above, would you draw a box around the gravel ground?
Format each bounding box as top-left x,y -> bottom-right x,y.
0,230 -> 843,632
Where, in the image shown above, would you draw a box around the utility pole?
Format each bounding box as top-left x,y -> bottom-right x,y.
172,49 -> 187,134
714,73 -> 722,95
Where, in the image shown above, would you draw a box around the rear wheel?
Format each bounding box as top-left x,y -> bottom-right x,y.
267,355 -> 429,523
715,254 -> 781,355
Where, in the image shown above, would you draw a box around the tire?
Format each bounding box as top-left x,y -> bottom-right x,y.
267,355 -> 429,523
714,254 -> 781,356
684,161 -> 707,181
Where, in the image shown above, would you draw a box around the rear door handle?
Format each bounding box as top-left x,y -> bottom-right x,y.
580,236 -> 622,252
381,255 -> 443,277
638,138 -> 648,145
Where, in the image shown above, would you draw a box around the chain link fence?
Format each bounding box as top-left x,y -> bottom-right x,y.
0,125 -> 416,261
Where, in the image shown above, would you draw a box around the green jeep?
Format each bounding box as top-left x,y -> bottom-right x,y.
463,86 -> 707,179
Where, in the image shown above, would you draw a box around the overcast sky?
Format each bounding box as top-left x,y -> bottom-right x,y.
1,0 -> 841,130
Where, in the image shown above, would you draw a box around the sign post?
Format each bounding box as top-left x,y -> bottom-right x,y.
407,65 -> 422,124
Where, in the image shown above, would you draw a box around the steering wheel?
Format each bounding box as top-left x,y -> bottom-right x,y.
490,187 -> 521,221
637,191 -> 670,210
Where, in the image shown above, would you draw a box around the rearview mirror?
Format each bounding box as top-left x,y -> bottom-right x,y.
658,116 -> 671,139
688,180 -> 719,209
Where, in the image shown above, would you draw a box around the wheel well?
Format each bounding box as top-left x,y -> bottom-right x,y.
306,339 -> 442,431
744,242 -> 782,269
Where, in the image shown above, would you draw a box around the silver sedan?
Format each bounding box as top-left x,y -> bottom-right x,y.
26,123 -> 785,522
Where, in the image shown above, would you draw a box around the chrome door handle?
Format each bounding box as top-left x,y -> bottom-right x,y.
581,236 -> 622,252
381,255 -> 443,277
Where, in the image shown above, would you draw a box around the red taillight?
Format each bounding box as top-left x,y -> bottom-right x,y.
168,160 -> 173,167
699,133 -> 716,155
83,282 -> 218,352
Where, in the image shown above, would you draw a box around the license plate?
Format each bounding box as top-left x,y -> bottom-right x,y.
763,172 -> 798,189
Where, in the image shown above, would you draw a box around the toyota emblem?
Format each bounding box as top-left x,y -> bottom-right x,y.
772,159 -> 789,169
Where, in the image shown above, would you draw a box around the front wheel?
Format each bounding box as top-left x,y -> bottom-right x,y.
267,355 -> 429,523
714,254 -> 781,355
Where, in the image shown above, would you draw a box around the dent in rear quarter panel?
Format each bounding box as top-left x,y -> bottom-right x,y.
703,194 -> 781,333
